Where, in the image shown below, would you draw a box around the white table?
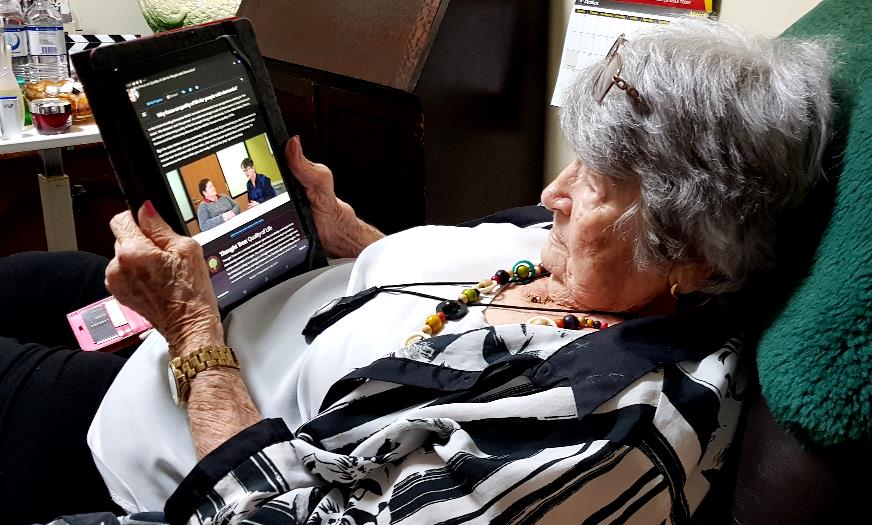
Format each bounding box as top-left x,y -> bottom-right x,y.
0,121 -> 102,250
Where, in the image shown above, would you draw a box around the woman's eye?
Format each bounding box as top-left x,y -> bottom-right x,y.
574,175 -> 595,192
585,174 -> 605,194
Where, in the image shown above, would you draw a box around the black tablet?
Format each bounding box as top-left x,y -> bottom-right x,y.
73,18 -> 327,314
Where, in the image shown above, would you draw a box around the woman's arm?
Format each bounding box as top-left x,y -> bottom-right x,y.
198,201 -> 226,231
263,175 -> 277,199
286,136 -> 384,258
105,137 -> 381,458
197,201 -> 215,231
229,196 -> 241,215
106,203 -> 261,459
186,368 -> 261,458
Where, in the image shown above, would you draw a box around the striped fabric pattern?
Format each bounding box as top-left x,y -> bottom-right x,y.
158,319 -> 743,525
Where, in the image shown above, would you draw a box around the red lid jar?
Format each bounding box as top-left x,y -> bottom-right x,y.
31,98 -> 72,135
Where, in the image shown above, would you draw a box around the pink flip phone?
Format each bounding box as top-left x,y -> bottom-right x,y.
67,296 -> 153,352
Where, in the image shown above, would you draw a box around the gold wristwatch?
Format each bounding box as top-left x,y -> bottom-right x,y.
167,345 -> 240,407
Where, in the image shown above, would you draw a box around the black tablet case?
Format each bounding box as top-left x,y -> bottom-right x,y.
73,18 -> 327,290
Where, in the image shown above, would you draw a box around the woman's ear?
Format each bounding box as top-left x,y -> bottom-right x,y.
669,262 -> 714,295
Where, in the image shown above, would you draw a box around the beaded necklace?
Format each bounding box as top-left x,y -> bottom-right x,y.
302,260 -> 634,345
401,260 -> 617,347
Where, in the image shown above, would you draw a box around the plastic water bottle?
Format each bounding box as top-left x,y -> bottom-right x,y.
0,0 -> 27,81
0,43 -> 25,138
25,0 -> 66,82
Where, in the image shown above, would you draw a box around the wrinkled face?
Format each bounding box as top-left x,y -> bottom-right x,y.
244,165 -> 256,181
539,160 -> 669,313
202,181 -> 218,201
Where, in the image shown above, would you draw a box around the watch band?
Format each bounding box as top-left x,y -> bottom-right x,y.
169,345 -> 239,407
173,345 -> 240,380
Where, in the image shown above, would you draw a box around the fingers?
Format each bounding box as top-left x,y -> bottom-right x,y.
285,135 -> 305,170
104,249 -> 140,300
136,201 -> 201,260
104,257 -> 123,295
104,256 -> 118,290
174,235 -> 205,262
138,200 -> 179,251
109,210 -> 151,246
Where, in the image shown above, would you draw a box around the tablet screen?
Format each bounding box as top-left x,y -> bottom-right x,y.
122,44 -> 311,310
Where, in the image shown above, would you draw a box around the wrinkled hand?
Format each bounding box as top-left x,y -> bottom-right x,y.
106,201 -> 223,358
286,136 -> 384,257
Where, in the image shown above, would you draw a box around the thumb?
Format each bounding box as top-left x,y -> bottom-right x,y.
286,136 -> 334,195
138,200 -> 179,250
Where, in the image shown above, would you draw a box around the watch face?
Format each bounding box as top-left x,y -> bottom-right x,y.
168,365 -> 181,406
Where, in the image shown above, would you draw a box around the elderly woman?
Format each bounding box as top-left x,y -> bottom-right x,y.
196,178 -> 240,231
0,22 -> 831,525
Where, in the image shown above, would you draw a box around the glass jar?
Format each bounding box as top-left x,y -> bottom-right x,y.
22,79 -> 91,122
30,97 -> 71,134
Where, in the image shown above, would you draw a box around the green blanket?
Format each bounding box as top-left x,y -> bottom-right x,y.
757,0 -> 872,446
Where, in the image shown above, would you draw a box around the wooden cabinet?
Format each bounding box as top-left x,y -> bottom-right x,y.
239,0 -> 548,233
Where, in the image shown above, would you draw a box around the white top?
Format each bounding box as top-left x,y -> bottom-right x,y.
88,223 -> 551,512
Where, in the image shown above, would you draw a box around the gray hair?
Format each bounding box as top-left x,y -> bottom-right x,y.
560,20 -> 833,293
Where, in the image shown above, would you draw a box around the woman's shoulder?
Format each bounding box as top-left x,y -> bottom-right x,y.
369,222 -> 551,253
347,224 -> 550,289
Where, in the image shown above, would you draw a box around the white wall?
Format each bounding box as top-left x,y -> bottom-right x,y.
718,0 -> 823,36
69,0 -> 152,35
544,0 -> 823,184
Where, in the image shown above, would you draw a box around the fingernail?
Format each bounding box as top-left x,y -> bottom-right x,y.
144,200 -> 157,217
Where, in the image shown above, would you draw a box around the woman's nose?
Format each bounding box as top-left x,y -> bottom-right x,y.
541,169 -> 573,215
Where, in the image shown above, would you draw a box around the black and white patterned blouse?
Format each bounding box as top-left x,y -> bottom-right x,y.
78,310 -> 743,525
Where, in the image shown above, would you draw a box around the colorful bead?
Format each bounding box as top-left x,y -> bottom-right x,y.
437,300 -> 468,320
524,314 -> 607,331
462,288 -> 480,303
512,260 -> 537,281
527,315 -> 557,327
480,282 -> 498,294
401,260 -> 610,352
516,265 -> 530,279
402,331 -> 431,346
425,314 -> 443,332
562,315 -> 581,330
